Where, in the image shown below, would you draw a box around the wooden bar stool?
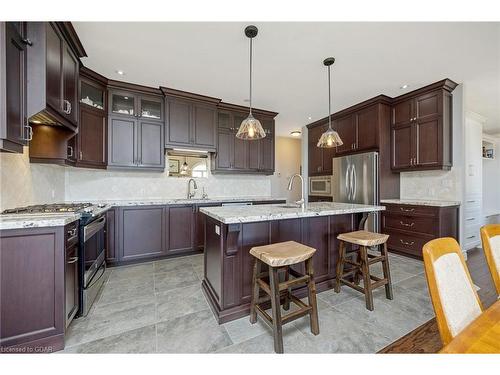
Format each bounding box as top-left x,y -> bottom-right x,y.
335,230 -> 393,311
249,241 -> 319,353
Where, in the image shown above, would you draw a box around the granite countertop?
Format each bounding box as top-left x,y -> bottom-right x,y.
380,199 -> 461,207
200,202 -> 386,224
0,213 -> 81,230
72,196 -> 286,207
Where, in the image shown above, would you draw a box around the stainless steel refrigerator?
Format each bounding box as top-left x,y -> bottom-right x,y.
332,151 -> 379,232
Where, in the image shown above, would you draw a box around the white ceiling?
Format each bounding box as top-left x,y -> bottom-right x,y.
74,22 -> 500,137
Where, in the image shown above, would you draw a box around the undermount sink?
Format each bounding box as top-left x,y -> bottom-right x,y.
278,204 -> 300,209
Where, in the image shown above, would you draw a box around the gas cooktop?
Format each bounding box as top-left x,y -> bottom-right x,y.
1,203 -> 105,215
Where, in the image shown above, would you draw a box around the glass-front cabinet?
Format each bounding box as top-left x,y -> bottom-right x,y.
80,81 -> 105,111
109,90 -> 163,121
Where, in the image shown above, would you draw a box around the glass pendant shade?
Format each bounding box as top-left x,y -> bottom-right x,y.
180,160 -> 189,175
236,113 -> 266,140
317,127 -> 343,148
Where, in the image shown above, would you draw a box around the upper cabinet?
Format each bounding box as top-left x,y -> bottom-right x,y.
390,79 -> 457,172
211,103 -> 277,175
107,83 -> 165,171
26,22 -> 86,131
162,88 -> 219,152
0,22 -> 30,153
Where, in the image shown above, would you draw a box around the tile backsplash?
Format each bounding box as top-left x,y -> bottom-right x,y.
399,168 -> 461,201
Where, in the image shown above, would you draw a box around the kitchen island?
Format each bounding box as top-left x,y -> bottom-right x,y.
200,202 -> 385,323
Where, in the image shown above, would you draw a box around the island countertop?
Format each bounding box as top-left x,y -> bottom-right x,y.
200,202 -> 385,224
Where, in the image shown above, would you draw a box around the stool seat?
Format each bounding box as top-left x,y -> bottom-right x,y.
249,241 -> 316,267
337,230 -> 389,247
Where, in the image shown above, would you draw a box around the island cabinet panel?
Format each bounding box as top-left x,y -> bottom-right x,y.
195,203 -> 221,249
119,206 -> 166,261
0,226 -> 65,352
302,217 -> 330,283
167,205 -> 195,255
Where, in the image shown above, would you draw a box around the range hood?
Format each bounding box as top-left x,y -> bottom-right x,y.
167,148 -> 209,158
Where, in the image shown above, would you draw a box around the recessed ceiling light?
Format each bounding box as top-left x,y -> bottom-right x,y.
290,131 -> 302,137
400,84 -> 409,89
308,116 -> 312,120
31,120 -> 41,124
116,70 -> 125,75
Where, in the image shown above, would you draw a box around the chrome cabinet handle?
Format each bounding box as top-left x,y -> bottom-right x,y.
465,217 -> 475,221
67,228 -> 77,237
67,146 -> 73,157
63,100 -> 72,114
400,207 -> 415,212
24,124 -> 33,141
67,257 -> 79,264
466,235 -> 475,239
400,239 -> 415,246
399,221 -> 414,227
21,38 -> 33,46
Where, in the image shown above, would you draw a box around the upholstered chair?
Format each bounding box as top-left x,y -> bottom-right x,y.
422,237 -> 483,346
480,224 -> 500,297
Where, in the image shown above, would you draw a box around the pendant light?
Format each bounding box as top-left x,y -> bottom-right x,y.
317,57 -> 343,148
180,157 -> 189,175
236,25 -> 266,140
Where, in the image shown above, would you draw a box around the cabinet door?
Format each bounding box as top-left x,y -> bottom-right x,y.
392,124 -> 414,170
121,207 -> 165,261
138,120 -> 164,168
302,217 -> 330,283
168,205 -> 194,254
392,98 -> 414,127
3,22 -> 27,149
46,23 -> 63,113
195,204 -> 221,249
356,104 -> 379,151
65,243 -> 79,327
415,90 -> 440,122
248,140 -> 260,170
139,96 -> 163,121
62,43 -> 78,125
79,107 -> 106,166
193,104 -> 216,149
110,91 -> 136,118
322,124 -> 336,174
166,98 -> 191,146
108,117 -> 136,167
259,136 -> 274,172
232,113 -> 247,169
308,125 -> 324,175
333,114 -> 356,154
215,130 -> 233,170
415,117 -> 441,168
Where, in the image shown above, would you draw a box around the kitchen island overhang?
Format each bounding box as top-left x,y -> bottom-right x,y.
200,202 -> 385,323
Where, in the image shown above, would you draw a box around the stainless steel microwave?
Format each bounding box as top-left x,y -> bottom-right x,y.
309,176 -> 332,197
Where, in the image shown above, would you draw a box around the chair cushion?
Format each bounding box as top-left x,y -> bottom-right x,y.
337,230 -> 389,246
249,241 -> 316,267
434,252 -> 482,337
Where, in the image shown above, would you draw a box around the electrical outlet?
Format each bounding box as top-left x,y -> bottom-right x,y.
215,225 -> 220,235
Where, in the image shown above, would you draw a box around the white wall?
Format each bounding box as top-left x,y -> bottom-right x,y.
0,147 -> 66,210
482,135 -> 500,216
270,136 -> 302,202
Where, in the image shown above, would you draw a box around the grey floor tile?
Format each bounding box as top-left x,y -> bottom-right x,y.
156,309 -> 233,353
187,254 -> 204,267
63,325 -> 156,353
153,257 -> 194,274
65,301 -> 156,347
317,286 -> 360,307
154,266 -> 199,292
395,274 -> 429,297
192,264 -> 204,280
97,277 -> 154,306
107,263 -> 154,283
156,284 -> 209,322
388,257 -> 424,276
222,315 -> 271,345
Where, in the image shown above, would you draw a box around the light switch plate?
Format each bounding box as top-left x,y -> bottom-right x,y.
215,225 -> 220,235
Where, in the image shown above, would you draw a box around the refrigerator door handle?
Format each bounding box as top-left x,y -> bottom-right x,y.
345,164 -> 351,200
352,164 -> 357,201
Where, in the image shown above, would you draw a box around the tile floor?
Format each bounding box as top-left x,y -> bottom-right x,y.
63,252 -> 433,353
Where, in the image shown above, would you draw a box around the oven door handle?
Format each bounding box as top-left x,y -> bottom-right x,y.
84,216 -> 106,242
86,262 -> 107,290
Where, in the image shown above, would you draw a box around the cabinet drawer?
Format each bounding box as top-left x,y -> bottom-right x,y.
65,221 -> 79,247
382,214 -> 437,236
386,231 -> 432,258
384,204 -> 438,217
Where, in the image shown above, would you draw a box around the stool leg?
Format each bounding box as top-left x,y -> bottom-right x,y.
249,258 -> 261,324
360,246 -> 374,311
335,240 -> 346,293
354,250 -> 362,285
381,243 -> 393,300
305,258 -> 320,335
269,266 -> 284,353
283,267 -> 291,311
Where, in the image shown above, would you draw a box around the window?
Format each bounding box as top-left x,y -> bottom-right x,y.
192,161 -> 208,178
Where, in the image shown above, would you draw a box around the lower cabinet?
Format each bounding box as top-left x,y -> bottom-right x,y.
381,203 -> 459,259
119,206 -> 167,261
105,208 -> 117,264
167,205 -> 195,255
65,243 -> 79,327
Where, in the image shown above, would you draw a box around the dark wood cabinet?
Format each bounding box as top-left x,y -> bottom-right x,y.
167,205 -> 195,255
162,88 -> 219,151
71,68 -> 108,169
391,80 -> 457,171
381,203 -> 459,259
119,206 -> 166,261
107,86 -> 165,171
308,125 -> 326,175
212,105 -> 276,175
26,22 -> 85,130
105,208 -> 117,264
0,22 -> 29,153
333,114 -> 356,154
195,203 -> 221,249
65,243 -> 79,327
356,104 -> 379,151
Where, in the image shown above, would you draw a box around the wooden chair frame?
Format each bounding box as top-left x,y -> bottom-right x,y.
480,224 -> 500,296
422,237 -> 484,346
